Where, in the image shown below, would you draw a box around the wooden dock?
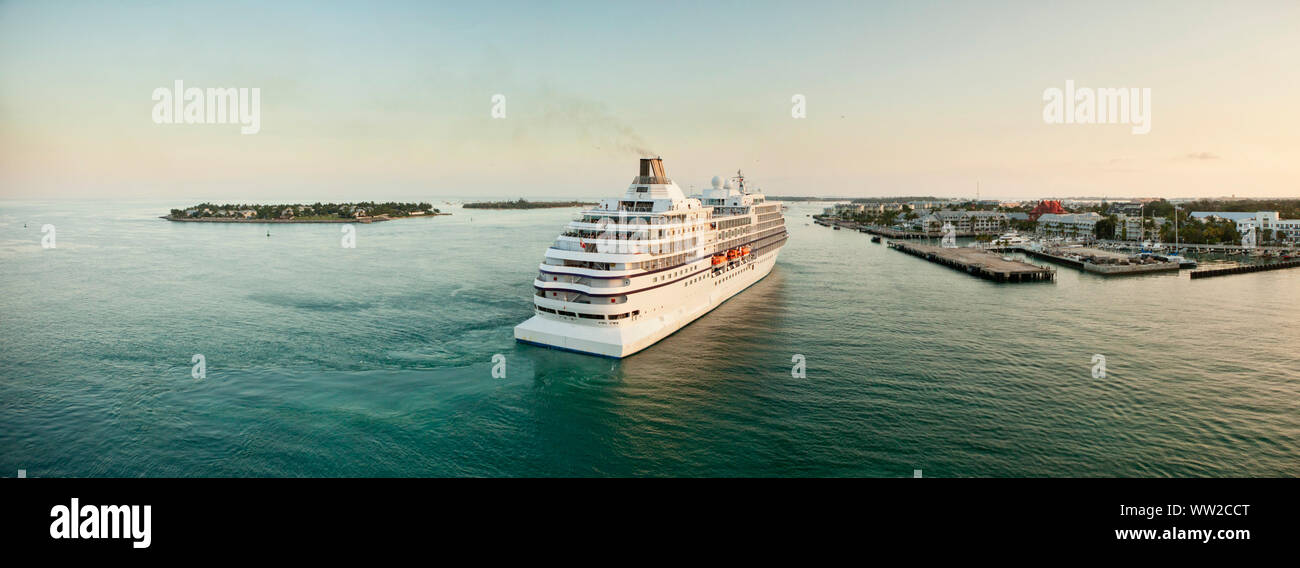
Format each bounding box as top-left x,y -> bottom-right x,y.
888,242 -> 1055,282
1190,260 -> 1300,279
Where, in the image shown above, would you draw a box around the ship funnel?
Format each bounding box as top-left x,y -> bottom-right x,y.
636,157 -> 670,184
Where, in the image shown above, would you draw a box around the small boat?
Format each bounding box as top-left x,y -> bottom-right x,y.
833,225 -> 841,230
711,254 -> 726,266
871,236 -> 882,243
1160,253 -> 1198,269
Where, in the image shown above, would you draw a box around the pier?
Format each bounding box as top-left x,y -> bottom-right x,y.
1016,246 -> 1179,276
1190,260 -> 1300,279
888,242 -> 1055,282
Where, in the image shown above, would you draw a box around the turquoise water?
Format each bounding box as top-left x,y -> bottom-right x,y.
2,200 -> 1297,477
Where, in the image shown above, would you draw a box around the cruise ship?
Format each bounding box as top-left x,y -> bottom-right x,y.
514,158 -> 788,358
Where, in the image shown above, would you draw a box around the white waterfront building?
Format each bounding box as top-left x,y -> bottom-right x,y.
920,210 -> 1010,234
1035,212 -> 1102,239
514,158 -> 789,358
1189,211 -> 1300,244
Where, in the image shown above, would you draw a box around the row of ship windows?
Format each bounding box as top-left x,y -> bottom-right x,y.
716,264 -> 755,284
716,217 -> 752,230
719,227 -> 750,240
652,266 -> 698,283
537,306 -> 640,320
656,256 -> 755,289
635,252 -> 689,271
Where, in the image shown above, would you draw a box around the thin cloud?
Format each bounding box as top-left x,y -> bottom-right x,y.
1185,152 -> 1220,160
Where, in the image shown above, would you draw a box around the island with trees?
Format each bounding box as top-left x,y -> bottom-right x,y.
463,198 -> 594,210
163,202 -> 442,223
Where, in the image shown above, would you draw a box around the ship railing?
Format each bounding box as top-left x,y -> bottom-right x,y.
570,217 -> 697,228
574,212 -> 665,223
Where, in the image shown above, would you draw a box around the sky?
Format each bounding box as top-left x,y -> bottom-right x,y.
1,0 -> 1298,201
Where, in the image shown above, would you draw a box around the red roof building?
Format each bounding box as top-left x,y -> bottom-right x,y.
1028,200 -> 1067,221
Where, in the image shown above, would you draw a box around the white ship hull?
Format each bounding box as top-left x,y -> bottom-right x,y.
515,247 -> 780,358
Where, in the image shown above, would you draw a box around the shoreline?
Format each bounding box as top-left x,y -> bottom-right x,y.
463,200 -> 594,210
160,213 -> 450,224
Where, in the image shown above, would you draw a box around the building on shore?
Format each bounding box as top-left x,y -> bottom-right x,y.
822,203 -> 866,216
1106,202 -> 1144,217
1114,214 -> 1166,241
919,210 -> 1010,234
1036,212 -> 1102,239
1028,200 -> 1068,221
1190,211 -> 1300,244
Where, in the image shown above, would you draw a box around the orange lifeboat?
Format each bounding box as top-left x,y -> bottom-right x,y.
740,245 -> 752,256
711,254 -> 726,266
726,249 -> 739,260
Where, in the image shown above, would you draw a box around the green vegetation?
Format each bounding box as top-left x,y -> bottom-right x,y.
838,206 -> 913,228
168,202 -> 437,220
1182,198 -> 1300,219
463,198 -> 594,209
1095,216 -> 1117,240
1157,215 -> 1243,245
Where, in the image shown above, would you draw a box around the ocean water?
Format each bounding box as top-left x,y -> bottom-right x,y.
1,199 -> 1297,477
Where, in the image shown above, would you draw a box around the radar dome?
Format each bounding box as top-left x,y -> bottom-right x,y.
723,178 -> 733,189
710,175 -> 723,189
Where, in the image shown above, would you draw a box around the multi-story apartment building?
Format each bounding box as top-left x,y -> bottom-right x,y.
1036,212 -> 1102,239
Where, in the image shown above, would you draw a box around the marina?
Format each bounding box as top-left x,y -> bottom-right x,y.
814,218 -> 1300,280
1015,246 -> 1181,276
